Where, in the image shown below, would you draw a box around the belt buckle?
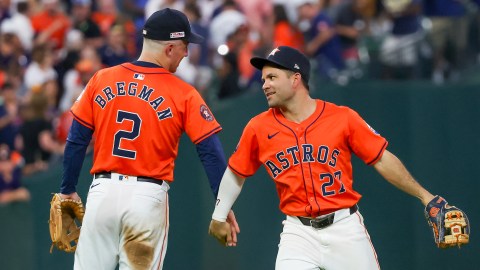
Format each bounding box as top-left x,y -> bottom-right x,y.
309,214 -> 334,229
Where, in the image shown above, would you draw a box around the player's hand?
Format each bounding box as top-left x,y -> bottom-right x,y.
209,219 -> 234,247
226,210 -> 240,246
59,192 -> 81,202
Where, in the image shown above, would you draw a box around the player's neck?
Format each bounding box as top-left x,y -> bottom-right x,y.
279,97 -> 316,124
137,52 -> 168,70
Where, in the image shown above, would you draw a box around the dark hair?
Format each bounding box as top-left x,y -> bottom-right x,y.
31,44 -> 50,63
273,4 -> 289,24
17,2 -> 29,13
0,33 -> 17,45
222,0 -> 238,9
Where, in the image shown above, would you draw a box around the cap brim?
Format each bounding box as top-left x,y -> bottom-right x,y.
188,32 -> 204,44
250,57 -> 290,71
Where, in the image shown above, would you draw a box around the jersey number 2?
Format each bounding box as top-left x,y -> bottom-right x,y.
113,110 -> 141,159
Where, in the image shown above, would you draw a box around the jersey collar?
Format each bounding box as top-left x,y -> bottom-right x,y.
132,60 -> 163,68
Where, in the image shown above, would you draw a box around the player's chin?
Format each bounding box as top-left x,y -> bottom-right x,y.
266,99 -> 277,108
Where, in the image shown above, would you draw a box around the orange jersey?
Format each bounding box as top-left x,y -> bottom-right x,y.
228,100 -> 387,217
71,63 -> 221,181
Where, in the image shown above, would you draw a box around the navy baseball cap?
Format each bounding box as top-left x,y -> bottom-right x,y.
143,8 -> 204,44
250,46 -> 311,83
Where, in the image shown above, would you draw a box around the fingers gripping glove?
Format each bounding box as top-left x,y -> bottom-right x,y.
49,193 -> 85,253
425,195 -> 470,248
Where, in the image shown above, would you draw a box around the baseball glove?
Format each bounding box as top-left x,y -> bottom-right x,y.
49,193 -> 85,253
424,195 -> 470,248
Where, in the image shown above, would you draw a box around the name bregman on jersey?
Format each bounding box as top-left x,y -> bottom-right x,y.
93,82 -> 172,121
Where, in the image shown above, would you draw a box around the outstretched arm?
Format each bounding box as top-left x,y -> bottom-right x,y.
373,149 -> 434,206
209,168 -> 245,246
196,135 -> 241,245
195,134 -> 227,198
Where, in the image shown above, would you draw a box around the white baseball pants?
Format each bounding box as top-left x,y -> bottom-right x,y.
74,173 -> 170,270
276,210 -> 380,270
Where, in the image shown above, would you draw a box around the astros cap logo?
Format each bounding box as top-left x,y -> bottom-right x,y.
269,48 -> 280,56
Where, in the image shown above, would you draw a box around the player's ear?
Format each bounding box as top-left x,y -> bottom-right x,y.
292,72 -> 302,88
165,43 -> 175,56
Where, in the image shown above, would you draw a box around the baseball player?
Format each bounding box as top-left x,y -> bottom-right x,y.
208,46 -> 438,269
57,8 -> 238,270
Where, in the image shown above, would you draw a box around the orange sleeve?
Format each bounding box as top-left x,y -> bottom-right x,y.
228,121 -> 262,178
347,108 -> 388,165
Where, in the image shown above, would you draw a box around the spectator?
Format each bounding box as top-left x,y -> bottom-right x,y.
183,2 -> 213,95
54,29 -> 84,106
334,0 -> 368,73
234,0 -> 274,54
92,0 -> 138,57
98,24 -> 133,67
30,0 -> 70,51
209,0 -> 244,51
216,31 -> 243,99
56,61 -> 97,149
56,53 -> 98,149
145,0 -> 184,18
0,0 -> 11,24
59,58 -> 97,113
272,4 -> 304,50
423,0 -> 469,84
118,0 -> 147,53
59,45 -> 101,112
91,0 -> 119,36
0,143 -> 30,204
295,0 -> 347,84
0,0 -> 34,52
273,0 -> 300,25
0,32 -> 27,89
22,44 -> 58,104
17,89 -> 63,175
0,82 -> 20,151
193,0 -> 222,26
71,0 -> 103,49
209,0 -> 252,99
379,0 -> 423,79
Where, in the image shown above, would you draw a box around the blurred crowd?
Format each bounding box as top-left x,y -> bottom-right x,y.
1,0 -> 480,204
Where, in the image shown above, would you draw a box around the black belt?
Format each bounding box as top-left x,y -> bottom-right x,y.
94,172 -> 163,186
297,205 -> 358,229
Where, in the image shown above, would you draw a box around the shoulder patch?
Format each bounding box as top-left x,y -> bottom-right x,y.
200,105 -> 214,121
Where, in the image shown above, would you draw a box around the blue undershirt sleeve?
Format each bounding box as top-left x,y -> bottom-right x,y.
60,118 -> 93,194
195,133 -> 227,199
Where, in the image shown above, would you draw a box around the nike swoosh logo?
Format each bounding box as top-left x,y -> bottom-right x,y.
268,132 -> 280,139
90,183 -> 100,189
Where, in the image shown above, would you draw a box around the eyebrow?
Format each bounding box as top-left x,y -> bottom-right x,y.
262,72 -> 276,80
